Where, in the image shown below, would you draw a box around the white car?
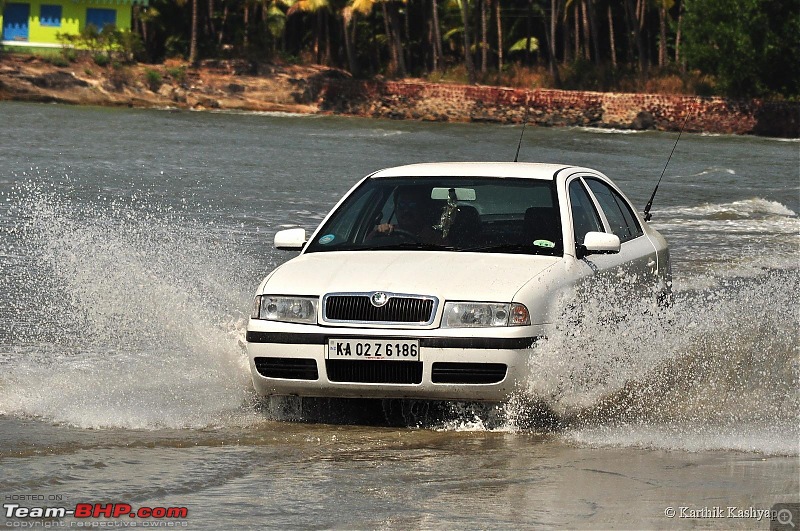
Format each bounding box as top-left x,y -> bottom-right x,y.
247,162 -> 670,402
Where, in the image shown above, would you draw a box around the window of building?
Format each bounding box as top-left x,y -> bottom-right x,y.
40,5 -> 62,27
86,8 -> 117,31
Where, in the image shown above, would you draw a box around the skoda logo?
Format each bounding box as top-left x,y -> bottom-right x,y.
370,292 -> 390,307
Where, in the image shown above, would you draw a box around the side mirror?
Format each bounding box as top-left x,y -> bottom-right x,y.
579,231 -> 621,257
274,228 -> 307,250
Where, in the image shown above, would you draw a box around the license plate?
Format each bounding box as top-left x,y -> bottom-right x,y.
327,339 -> 420,361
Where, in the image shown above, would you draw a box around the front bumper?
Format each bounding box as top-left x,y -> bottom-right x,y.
246,321 -> 545,401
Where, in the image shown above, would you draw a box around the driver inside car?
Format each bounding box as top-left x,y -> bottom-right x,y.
370,186 -> 447,245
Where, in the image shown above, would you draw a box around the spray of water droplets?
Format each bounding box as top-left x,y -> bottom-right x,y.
0,177 -> 261,429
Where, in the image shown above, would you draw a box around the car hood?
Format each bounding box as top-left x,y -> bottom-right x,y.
263,251 -> 559,301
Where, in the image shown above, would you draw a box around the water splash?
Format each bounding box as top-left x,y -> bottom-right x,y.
510,269 -> 799,455
0,179 -> 258,429
2,180 -> 797,454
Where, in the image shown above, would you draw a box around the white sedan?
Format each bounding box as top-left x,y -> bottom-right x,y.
247,162 -> 670,402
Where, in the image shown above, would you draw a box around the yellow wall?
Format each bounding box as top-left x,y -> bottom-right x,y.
2,1 -> 136,46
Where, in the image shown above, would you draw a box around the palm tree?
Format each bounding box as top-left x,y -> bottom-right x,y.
458,0 -> 476,82
352,0 -> 406,76
657,0 -> 675,67
190,0 -> 199,64
431,0 -> 445,71
341,4 -> 359,75
173,0 -> 200,64
495,0 -> 503,71
288,0 -> 333,63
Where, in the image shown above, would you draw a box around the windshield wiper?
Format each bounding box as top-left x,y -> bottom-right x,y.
372,242 -> 456,251
457,243 -> 553,254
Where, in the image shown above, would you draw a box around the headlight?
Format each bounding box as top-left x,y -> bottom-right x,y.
442,302 -> 530,328
251,295 -> 318,324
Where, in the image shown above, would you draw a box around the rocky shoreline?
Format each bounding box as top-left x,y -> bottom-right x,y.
1,55 -> 798,138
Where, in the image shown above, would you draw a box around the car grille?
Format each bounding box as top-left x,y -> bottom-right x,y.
323,293 -> 436,324
326,360 -> 423,384
431,362 -> 507,384
254,357 -> 319,380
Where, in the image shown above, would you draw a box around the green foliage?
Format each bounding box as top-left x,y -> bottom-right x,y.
130,0 -> 795,99
682,0 -> 800,98
164,35 -> 188,59
60,48 -> 78,63
46,55 -> 70,67
108,62 -> 133,90
57,24 -> 145,64
93,53 -> 110,67
145,68 -> 163,91
167,66 -> 187,85
508,37 -> 539,54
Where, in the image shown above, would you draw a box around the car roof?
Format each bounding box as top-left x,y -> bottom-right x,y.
370,162 -> 589,180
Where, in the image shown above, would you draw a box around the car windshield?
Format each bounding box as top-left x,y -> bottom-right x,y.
305,177 -> 563,256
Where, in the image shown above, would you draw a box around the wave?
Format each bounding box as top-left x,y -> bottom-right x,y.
656,198 -> 797,219
575,127 -> 645,135
308,129 -> 406,138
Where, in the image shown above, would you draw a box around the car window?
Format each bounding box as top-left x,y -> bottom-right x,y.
305,177 -> 563,256
585,178 -> 643,242
568,179 -> 604,245
324,186 -> 383,242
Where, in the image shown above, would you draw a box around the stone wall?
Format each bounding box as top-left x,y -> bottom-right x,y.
312,78 -> 800,138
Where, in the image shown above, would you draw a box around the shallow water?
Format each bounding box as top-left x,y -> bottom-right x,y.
0,102 -> 798,528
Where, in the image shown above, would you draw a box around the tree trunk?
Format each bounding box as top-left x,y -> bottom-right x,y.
460,0 -> 476,82
675,1 -> 683,68
432,0 -> 444,71
587,0 -> 600,64
562,0 -> 570,63
325,10 -> 333,66
389,2 -> 407,76
580,0 -> 590,60
546,0 -> 561,86
636,0 -> 647,73
573,7 -> 579,60
495,0 -> 503,72
607,4 -> 617,68
525,0 -> 533,66
480,0 -> 488,73
404,2 -> 411,72
243,4 -> 249,51
218,2 -> 228,47
206,0 -> 215,38
382,2 -> 405,77
658,1 -> 667,67
189,0 -> 199,65
343,12 -> 359,76
626,0 -> 646,73
314,11 -> 322,63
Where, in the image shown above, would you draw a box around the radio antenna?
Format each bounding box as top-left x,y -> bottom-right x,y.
513,107 -> 530,162
643,114 -> 690,221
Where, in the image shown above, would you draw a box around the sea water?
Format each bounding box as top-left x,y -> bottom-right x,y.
0,102 -> 797,528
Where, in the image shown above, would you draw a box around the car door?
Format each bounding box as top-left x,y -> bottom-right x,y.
567,176 -> 658,282
583,176 -> 659,283
568,177 -> 625,275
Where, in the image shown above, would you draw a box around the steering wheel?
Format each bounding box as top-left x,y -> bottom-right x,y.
388,228 -> 421,242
